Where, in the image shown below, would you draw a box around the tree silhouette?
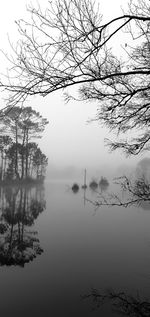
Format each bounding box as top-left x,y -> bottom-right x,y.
0,106 -> 48,181
0,136 -> 13,181
1,0 -> 150,155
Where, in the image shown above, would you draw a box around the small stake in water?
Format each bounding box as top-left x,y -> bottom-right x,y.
82,169 -> 87,189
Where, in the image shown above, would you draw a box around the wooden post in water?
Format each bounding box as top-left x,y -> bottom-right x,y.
82,168 -> 87,189
84,168 -> 86,187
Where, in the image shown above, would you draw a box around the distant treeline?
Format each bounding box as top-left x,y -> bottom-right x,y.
0,106 -> 48,182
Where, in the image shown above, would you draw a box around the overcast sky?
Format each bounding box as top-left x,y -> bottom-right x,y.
0,0 -> 142,177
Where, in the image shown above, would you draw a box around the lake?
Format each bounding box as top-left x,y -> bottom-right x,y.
0,180 -> 150,317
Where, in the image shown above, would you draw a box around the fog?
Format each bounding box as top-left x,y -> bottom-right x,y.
0,2 -> 150,317
0,0 -> 144,183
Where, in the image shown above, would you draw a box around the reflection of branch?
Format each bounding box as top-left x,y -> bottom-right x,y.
82,288 -> 150,316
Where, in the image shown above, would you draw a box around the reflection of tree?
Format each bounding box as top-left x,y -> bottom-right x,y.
0,185 -> 46,266
82,288 -> 150,317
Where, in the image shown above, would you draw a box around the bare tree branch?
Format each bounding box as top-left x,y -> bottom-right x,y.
86,175 -> 150,209
0,0 -> 150,154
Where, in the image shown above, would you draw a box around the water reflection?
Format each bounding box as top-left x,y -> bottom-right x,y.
82,288 -> 150,317
0,184 -> 46,266
140,201 -> 150,210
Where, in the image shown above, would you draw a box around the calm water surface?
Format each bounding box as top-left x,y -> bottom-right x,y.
0,180 -> 150,317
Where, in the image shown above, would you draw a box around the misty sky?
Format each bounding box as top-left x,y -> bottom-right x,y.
0,0 -> 142,176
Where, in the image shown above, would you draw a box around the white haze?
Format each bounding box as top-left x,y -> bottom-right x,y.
0,0 -> 144,182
